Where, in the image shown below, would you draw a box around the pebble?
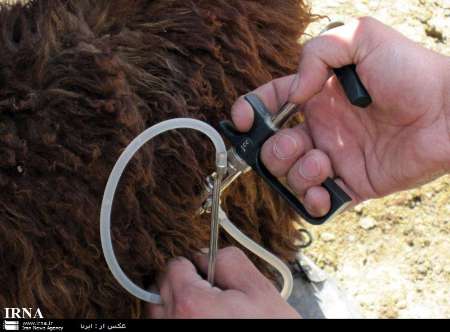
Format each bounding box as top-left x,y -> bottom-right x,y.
359,217 -> 377,230
320,232 -> 336,242
417,265 -> 429,276
445,204 -> 450,214
403,227 -> 414,236
397,300 -> 408,310
354,205 -> 364,213
421,239 -> 431,247
444,266 -> 450,276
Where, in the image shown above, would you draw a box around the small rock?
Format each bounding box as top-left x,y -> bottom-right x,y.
397,300 -> 407,310
425,24 -> 445,43
403,227 -> 415,236
444,266 -> 450,276
421,239 -> 431,247
359,217 -> 377,230
347,235 -> 356,242
367,247 -> 377,254
415,257 -> 425,265
417,265 -> 429,276
320,232 -> 336,242
445,204 -> 450,214
408,194 -> 422,208
16,165 -> 24,174
354,205 -> 364,213
382,224 -> 392,233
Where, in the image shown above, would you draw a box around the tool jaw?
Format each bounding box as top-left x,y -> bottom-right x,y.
201,149 -> 250,214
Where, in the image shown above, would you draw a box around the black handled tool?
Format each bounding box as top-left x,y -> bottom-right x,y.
220,94 -> 353,225
218,74 -> 371,225
217,21 -> 372,225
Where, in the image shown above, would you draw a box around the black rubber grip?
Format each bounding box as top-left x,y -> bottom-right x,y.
334,64 -> 372,108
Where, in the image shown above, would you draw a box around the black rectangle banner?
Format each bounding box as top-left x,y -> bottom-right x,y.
1,319 -> 171,331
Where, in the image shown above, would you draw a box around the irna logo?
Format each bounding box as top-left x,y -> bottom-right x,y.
3,308 -> 44,319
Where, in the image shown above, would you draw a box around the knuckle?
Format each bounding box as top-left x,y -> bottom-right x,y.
261,134 -> 276,155
286,150 -> 328,193
172,288 -> 197,318
261,147 -> 277,171
220,246 -> 247,263
304,35 -> 329,56
308,149 -> 330,172
166,257 -> 191,279
261,137 -> 287,176
309,148 -> 323,157
310,149 -> 327,165
233,95 -> 249,110
231,95 -> 247,115
258,277 -> 278,295
302,39 -> 317,56
234,94 -> 246,104
357,16 -> 377,30
271,130 -> 302,159
287,167 -> 304,195
166,257 -> 189,270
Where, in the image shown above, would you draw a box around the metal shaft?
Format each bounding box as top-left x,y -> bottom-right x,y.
207,171 -> 223,285
271,102 -> 299,128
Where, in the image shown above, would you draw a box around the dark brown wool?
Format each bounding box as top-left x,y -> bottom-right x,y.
0,0 -> 313,318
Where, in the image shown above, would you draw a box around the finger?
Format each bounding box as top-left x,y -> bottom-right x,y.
146,284 -> 167,319
304,186 -> 331,217
152,257 -> 220,318
231,74 -> 297,132
289,17 -> 378,104
147,302 -> 166,319
193,247 -> 276,296
287,149 -> 333,198
158,257 -> 213,299
260,126 -> 313,177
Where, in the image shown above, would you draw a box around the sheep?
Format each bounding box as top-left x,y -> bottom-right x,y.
0,0 -> 313,318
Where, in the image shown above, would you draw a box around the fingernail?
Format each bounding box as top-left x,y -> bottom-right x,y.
289,74 -> 300,97
306,202 -> 327,217
199,248 -> 209,254
319,206 -> 329,217
273,134 -> 298,160
299,155 -> 321,180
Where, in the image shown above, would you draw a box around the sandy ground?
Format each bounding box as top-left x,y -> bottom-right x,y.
302,0 -> 450,319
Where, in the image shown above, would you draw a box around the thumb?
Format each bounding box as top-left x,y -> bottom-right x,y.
289,17 -> 377,104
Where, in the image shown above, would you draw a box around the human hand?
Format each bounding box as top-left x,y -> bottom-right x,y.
147,247 -> 300,319
231,17 -> 450,216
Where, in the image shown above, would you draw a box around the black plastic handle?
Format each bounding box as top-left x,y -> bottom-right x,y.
322,21 -> 372,108
220,94 -> 351,225
334,64 -> 372,108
